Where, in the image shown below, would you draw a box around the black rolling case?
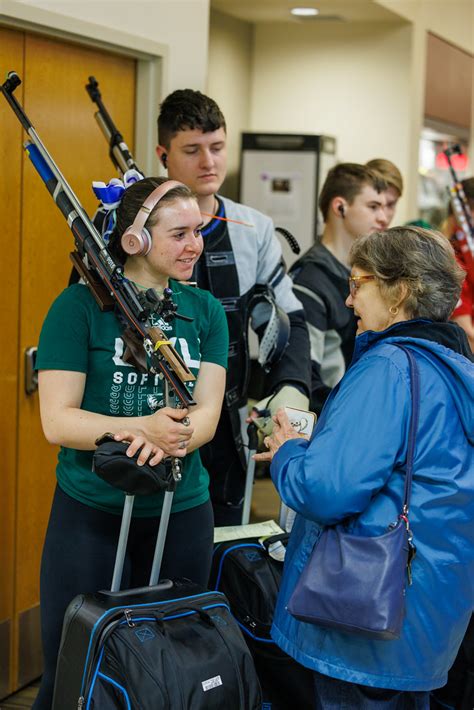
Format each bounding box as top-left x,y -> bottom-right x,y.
210,534 -> 314,710
210,424 -> 314,710
52,453 -> 261,710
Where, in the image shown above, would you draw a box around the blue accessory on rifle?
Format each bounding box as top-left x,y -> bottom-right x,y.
288,344 -> 419,640
92,169 -> 143,208
92,169 -> 144,243
92,177 -> 125,208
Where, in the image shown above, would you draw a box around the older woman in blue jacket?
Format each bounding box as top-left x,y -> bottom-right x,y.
257,226 -> 474,709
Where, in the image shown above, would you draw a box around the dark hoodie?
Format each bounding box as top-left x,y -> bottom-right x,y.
290,242 -> 356,414
377,318 -> 473,361
351,318 -> 474,447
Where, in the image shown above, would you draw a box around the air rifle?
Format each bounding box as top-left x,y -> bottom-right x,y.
443,144 -> 474,258
1,71 -> 196,408
86,75 -> 143,177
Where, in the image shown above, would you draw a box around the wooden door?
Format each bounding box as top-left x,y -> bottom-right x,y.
0,29 -> 136,696
0,26 -> 24,700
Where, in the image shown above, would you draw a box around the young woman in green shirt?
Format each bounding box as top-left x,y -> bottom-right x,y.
33,178 -> 228,710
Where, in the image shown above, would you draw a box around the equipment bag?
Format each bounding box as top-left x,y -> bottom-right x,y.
53,445 -> 261,710
55,580 -> 261,710
210,536 -> 314,710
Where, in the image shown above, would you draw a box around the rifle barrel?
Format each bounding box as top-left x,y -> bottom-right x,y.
86,76 -> 141,175
443,145 -> 474,253
2,70 -> 196,407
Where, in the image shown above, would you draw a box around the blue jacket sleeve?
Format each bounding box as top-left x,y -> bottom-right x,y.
270,353 -> 411,525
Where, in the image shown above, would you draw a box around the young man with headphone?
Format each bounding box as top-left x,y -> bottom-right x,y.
290,163 -> 388,414
156,90 -> 311,526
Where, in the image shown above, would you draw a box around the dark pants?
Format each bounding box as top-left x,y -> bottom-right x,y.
201,407 -> 247,526
33,485 -> 214,710
313,671 -> 430,710
430,614 -> 474,710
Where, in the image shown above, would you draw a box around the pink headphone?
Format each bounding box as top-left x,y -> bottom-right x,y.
120,180 -> 185,256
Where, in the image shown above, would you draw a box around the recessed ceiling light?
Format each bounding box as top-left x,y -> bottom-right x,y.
291,7 -> 319,17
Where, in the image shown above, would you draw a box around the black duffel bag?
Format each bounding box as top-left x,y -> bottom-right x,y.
53,441 -> 262,710
56,580 -> 262,710
210,535 -> 314,710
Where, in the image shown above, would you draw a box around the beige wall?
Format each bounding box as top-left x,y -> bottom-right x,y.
1,0 -> 211,172
207,0 -> 473,222
207,8 -> 253,198
248,20 -> 413,221
8,0 -> 210,92
376,0 -> 474,196
375,0 -> 474,55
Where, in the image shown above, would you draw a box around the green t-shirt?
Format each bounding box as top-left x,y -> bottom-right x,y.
36,281 -> 228,516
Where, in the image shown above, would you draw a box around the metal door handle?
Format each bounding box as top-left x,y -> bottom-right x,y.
25,347 -> 38,395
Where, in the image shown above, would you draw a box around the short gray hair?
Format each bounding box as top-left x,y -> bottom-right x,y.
349,227 -> 465,321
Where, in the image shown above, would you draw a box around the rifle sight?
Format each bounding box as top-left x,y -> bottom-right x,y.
85,76 -> 101,102
2,71 -> 21,94
444,144 -> 462,158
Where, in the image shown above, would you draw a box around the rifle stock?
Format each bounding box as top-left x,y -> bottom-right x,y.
1,71 -> 196,407
69,251 -> 115,311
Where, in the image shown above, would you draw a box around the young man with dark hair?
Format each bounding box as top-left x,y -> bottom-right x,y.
157,89 -> 311,525
290,163 -> 388,414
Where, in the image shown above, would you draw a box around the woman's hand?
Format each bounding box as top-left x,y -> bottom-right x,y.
144,407 -> 194,457
113,431 -> 165,466
254,408 -> 305,462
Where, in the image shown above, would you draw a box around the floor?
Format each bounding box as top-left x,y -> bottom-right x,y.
250,474 -> 282,522
0,478 -> 280,708
0,681 -> 40,709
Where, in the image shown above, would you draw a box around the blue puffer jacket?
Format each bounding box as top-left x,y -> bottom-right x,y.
271,320 -> 474,691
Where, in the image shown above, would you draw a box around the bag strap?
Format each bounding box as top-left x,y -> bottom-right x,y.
393,344 -> 421,517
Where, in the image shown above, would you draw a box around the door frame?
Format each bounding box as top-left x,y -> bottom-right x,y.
0,5 -> 166,696
0,0 -> 167,176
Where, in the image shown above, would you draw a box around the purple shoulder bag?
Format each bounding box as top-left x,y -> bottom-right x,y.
287,345 -> 419,640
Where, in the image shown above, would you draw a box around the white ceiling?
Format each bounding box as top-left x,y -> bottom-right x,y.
210,0 -> 402,24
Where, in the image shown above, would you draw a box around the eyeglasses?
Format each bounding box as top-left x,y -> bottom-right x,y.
348,275 -> 376,296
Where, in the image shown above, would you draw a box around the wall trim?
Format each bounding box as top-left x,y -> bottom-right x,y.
424,116 -> 470,142
0,0 -> 168,175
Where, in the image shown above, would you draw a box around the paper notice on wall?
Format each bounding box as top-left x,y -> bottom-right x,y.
259,171 -> 302,220
214,519 -> 284,543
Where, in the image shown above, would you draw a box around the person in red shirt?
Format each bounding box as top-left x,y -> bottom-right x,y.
443,177 -> 474,352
